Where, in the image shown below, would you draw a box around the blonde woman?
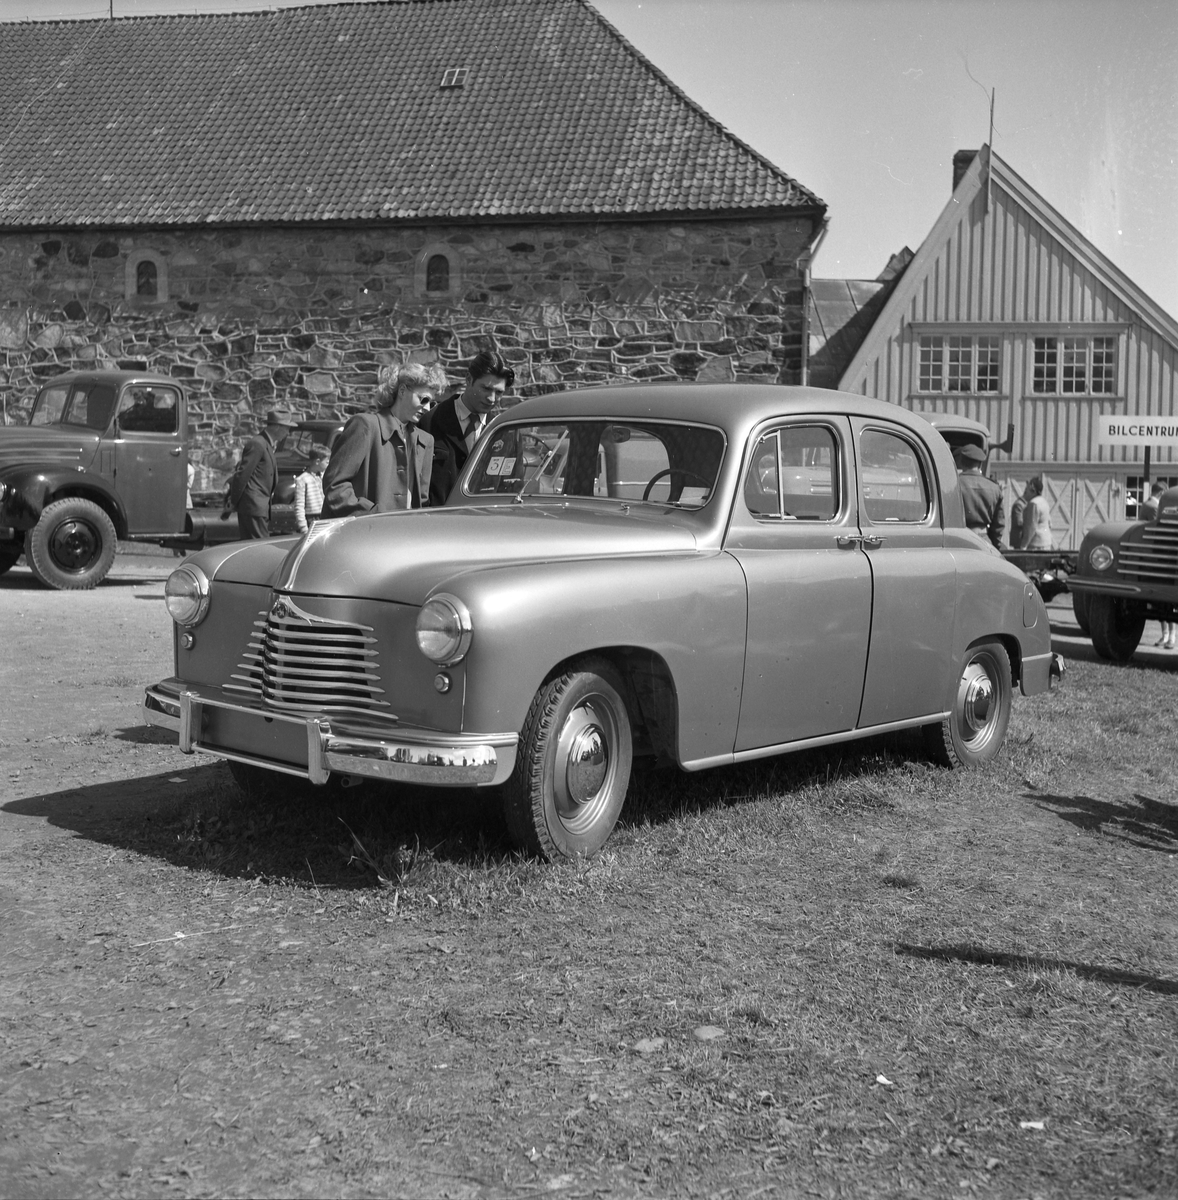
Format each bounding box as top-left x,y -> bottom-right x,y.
321,362 -> 447,517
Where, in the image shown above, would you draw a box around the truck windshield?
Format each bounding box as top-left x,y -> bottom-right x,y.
465,419 -> 726,509
29,382 -> 118,431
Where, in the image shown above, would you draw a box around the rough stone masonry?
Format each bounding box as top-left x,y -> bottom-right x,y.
0,215 -> 812,489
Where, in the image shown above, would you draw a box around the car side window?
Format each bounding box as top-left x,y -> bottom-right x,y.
117,385 -> 179,434
859,428 -> 930,523
744,425 -> 839,521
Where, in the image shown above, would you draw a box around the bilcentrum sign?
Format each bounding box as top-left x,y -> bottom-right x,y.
1096,415 -> 1178,448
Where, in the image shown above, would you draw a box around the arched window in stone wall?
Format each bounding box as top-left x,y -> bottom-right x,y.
125,249 -> 168,304
426,254 -> 450,293
414,244 -> 459,299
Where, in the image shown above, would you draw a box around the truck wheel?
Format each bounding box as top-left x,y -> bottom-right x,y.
0,541 -> 22,577
1087,595 -> 1145,662
1072,590 -> 1092,636
923,640 -> 1012,769
504,657 -> 633,860
27,498 -> 117,590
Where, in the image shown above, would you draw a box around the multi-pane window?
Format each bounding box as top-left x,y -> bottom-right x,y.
917,335 -> 1000,393
1032,336 -> 1117,395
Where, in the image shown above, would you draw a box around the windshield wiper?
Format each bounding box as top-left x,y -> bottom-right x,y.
514,432 -> 568,502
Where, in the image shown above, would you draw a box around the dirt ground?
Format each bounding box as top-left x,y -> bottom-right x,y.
2,553 -> 1176,1199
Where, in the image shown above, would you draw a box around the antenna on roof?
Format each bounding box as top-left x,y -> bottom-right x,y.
986,89 -> 995,215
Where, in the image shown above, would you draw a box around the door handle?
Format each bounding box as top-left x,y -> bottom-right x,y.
170,447 -> 182,456
862,534 -> 885,549
836,534 -> 862,548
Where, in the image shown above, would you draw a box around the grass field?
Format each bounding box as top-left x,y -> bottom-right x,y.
4,609 -> 1177,1198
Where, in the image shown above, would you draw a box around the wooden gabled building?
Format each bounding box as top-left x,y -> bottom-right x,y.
820,146 -> 1178,549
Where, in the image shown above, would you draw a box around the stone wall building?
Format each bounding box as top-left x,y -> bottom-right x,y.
0,0 -> 825,489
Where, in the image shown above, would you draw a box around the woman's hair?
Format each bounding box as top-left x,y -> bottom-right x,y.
375,361 -> 450,406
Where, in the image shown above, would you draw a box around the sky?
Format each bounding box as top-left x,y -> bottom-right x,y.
3,0 -> 1177,319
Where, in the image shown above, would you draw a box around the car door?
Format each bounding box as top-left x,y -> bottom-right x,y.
726,417 -> 873,751
849,418 -> 956,728
112,383 -> 186,534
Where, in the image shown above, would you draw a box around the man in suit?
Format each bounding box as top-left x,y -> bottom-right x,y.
225,406 -> 295,539
421,349 -> 515,507
321,362 -> 447,518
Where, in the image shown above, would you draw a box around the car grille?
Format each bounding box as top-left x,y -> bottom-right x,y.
1117,525 -> 1178,585
225,599 -> 389,716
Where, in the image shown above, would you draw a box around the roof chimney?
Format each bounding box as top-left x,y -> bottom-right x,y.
953,150 -> 979,193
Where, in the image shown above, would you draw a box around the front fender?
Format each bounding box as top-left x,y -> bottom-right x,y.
0,465 -> 126,532
434,552 -> 749,767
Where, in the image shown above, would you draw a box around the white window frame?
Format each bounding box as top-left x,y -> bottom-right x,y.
916,334 -> 1001,394
1031,335 -> 1118,396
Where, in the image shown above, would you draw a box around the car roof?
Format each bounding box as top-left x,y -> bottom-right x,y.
503,383 -> 942,444
36,369 -> 181,389
923,411 -> 991,439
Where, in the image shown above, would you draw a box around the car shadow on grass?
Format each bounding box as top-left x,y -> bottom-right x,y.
1,756 -> 515,891
894,942 -> 1178,996
1025,789 -> 1178,851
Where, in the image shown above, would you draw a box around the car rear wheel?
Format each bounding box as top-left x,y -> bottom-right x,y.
0,541 -> 22,577
1072,590 -> 1092,636
924,640 -> 1012,768
27,497 -> 117,590
1087,595 -> 1145,662
504,657 -> 633,860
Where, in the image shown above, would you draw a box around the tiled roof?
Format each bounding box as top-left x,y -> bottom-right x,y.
0,0 -> 823,228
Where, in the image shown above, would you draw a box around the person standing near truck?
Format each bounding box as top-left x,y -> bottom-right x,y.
955,444 -> 1004,548
224,406 -> 295,539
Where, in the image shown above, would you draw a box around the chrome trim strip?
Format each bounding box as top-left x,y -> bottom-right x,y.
682,712 -> 950,772
142,687 -> 182,733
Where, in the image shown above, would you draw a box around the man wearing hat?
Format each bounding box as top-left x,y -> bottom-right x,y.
224,406 -> 295,539
955,443 -> 1004,548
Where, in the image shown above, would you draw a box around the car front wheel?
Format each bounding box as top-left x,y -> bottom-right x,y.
924,640 -> 1012,768
504,657 -> 633,860
1087,595 -> 1145,662
27,497 -> 117,590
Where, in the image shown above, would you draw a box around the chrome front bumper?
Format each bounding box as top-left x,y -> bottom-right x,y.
143,684 -> 517,788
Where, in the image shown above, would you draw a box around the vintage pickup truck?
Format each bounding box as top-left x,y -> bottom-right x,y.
0,370 -> 338,588
1068,485 -> 1178,661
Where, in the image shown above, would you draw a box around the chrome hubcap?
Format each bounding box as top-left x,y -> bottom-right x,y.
958,660 -> 995,743
553,695 -> 618,831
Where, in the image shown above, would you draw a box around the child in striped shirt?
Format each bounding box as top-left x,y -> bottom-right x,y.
294,446 -> 329,532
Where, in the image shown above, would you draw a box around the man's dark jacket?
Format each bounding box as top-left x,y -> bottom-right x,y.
227,433 -> 279,518
420,396 -> 472,509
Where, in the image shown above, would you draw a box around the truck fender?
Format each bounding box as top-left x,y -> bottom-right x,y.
0,466 -> 127,535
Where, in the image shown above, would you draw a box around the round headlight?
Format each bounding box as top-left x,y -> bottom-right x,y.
164,564 -> 211,627
1088,544 -> 1114,572
415,593 -> 472,665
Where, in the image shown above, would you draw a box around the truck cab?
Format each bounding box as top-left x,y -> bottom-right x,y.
0,370 -> 200,588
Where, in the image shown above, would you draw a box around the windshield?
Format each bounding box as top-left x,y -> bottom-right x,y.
466,419 -> 725,509
30,381 -> 119,431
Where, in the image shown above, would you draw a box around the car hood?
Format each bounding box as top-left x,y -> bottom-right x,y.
258,503 -> 701,603
0,426 -> 100,473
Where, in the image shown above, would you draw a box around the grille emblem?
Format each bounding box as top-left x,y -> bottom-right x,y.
272,601 -> 289,620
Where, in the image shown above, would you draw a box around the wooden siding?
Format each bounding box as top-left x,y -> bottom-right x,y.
850,175 -> 1178,472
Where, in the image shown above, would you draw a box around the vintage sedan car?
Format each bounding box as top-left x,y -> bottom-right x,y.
143,385 -> 1064,860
